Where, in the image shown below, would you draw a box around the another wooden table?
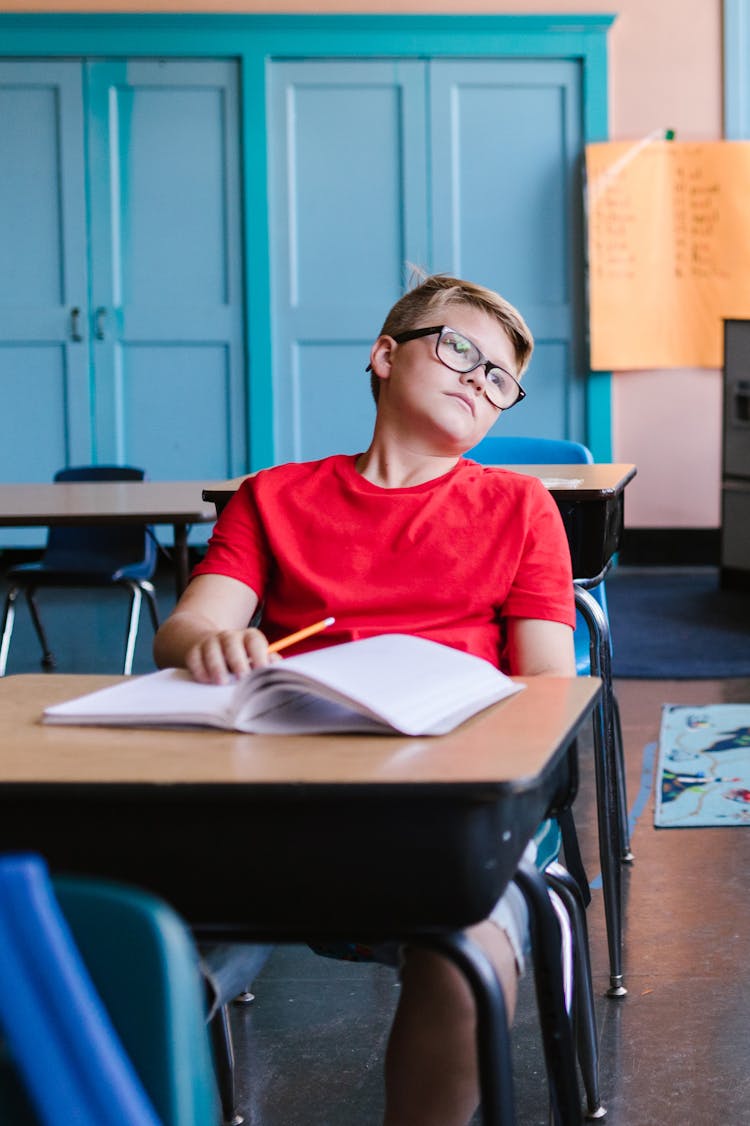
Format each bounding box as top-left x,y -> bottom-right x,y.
203,463 -> 637,584
0,481 -> 221,596
0,672 -> 600,1125
486,463 -> 636,582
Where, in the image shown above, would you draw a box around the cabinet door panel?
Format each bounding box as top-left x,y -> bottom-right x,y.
86,59 -> 246,482
0,60 -> 91,544
0,59 -> 91,520
430,59 -> 585,442
268,60 -> 428,463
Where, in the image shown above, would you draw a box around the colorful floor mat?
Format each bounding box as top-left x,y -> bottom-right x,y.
655,704 -> 750,827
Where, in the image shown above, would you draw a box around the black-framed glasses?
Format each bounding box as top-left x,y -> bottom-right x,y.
391,325 -> 526,411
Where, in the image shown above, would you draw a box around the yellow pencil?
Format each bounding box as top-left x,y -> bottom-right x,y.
267,616 -> 336,654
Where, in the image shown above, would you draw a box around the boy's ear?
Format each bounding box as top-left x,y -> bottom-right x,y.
369,334 -> 396,381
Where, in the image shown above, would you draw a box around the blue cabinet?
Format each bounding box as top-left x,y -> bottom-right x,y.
1,17 -> 609,517
0,57 -> 245,544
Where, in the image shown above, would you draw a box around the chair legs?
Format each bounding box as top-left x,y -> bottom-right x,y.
0,586 -> 18,676
121,580 -> 160,676
545,863 -> 606,1121
199,943 -> 275,1126
573,585 -> 628,997
209,1004 -> 244,1126
26,589 -> 56,668
0,587 -> 55,677
514,862 -> 582,1126
612,695 -> 634,863
0,582 -> 160,676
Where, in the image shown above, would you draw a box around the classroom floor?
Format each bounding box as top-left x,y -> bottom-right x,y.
3,567 -> 749,1125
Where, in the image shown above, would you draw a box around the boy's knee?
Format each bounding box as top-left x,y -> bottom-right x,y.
399,923 -> 518,1018
400,946 -> 476,1017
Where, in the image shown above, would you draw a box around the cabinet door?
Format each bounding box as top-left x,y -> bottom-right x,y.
429,59 -> 585,441
86,59 -> 246,480
0,60 -> 92,489
267,60 -> 429,463
268,57 -> 586,462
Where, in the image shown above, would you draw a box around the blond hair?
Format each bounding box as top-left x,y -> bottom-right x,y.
370,272 -> 534,403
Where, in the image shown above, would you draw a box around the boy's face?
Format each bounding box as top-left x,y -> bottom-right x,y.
372,305 -> 520,453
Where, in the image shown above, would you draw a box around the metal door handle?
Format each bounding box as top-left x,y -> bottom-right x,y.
70,307 -> 83,342
95,307 -> 107,340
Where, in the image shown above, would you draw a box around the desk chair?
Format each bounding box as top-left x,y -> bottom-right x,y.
0,466 -> 160,677
0,853 -> 219,1126
468,435 -> 631,998
466,436 -> 611,672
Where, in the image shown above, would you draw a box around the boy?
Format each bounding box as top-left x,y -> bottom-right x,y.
154,274 -> 576,1125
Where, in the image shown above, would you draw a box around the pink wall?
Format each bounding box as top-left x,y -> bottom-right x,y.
2,0 -> 725,527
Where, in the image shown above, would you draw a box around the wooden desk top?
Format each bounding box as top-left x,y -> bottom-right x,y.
498,463 -> 637,499
0,674 -> 600,788
203,463 -> 637,504
0,480 -> 221,526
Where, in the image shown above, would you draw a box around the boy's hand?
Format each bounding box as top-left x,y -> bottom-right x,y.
185,627 -> 281,685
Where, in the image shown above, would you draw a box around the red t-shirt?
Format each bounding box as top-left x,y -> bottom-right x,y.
192,454 -> 575,670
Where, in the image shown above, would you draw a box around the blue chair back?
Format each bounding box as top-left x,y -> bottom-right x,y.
467,435 -> 608,673
467,435 -> 593,465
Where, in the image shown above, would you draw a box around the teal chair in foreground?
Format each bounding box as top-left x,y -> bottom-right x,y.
0,854 -> 220,1126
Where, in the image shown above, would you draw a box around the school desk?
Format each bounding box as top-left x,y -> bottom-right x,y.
0,480 -> 219,597
0,672 -> 600,1126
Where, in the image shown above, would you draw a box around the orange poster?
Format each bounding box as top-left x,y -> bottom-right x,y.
586,140 -> 750,370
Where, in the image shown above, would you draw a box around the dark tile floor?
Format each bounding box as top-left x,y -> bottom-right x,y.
3,564 -> 750,1124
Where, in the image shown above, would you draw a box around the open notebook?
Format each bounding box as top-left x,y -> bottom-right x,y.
43,633 -> 524,737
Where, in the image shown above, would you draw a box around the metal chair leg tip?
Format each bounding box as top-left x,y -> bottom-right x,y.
233,990 -> 255,1004
621,849 -> 635,864
585,1103 -> 607,1119
607,980 -> 627,998
223,1115 -> 244,1126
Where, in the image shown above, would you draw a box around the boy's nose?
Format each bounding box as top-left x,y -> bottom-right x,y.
460,367 -> 485,393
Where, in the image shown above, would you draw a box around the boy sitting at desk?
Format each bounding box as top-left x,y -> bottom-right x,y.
154,273 -> 575,1126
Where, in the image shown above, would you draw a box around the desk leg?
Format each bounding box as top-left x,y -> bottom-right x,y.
173,523 -> 190,599
416,931 -> 516,1126
574,587 -> 627,998
515,863 -> 582,1126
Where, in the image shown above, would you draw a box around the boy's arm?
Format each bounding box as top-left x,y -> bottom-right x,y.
505,618 -> 576,677
153,573 -> 269,684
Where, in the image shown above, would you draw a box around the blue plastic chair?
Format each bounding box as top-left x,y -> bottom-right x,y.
0,466 -> 160,677
0,853 -> 219,1126
468,434 -> 632,998
467,435 -> 608,674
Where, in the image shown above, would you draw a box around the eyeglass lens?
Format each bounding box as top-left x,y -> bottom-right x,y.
436,329 -> 521,410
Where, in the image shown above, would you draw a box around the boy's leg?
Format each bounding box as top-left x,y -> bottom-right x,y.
383,919 -> 519,1126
